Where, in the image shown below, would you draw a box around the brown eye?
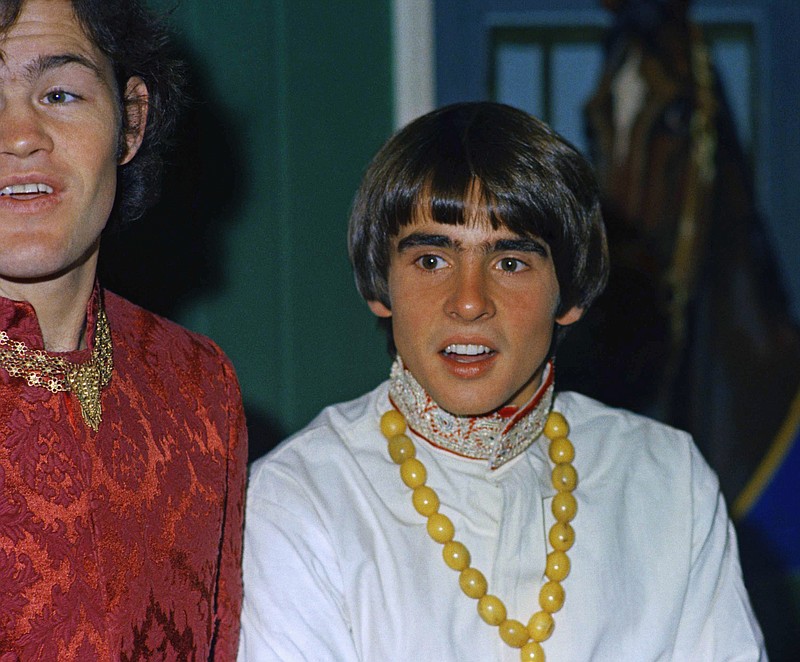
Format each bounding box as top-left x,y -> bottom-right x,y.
498,258 -> 525,273
417,255 -> 446,270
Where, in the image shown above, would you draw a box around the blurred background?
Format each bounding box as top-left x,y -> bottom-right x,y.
101,1 -> 799,657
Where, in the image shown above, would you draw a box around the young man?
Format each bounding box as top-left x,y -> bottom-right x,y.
0,0 -> 246,658
239,103 -> 764,660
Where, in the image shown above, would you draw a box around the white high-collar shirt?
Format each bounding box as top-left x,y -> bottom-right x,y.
239,382 -> 765,661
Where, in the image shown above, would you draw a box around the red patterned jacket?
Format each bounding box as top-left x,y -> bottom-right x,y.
0,287 -> 247,660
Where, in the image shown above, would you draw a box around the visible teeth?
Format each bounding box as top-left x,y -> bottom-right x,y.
444,344 -> 492,356
0,183 -> 54,196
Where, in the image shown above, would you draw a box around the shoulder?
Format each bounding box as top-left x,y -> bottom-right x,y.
556,390 -> 692,446
248,381 -> 390,504
555,390 -> 714,489
102,291 -> 244,443
555,392 -> 725,558
104,289 -> 236,376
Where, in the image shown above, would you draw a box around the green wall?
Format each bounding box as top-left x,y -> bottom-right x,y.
116,1 -> 394,458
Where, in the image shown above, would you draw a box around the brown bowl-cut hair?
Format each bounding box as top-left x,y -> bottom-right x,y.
348,102 -> 609,347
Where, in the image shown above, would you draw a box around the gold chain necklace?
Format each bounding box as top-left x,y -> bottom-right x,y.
380,408 -> 577,662
0,305 -> 113,431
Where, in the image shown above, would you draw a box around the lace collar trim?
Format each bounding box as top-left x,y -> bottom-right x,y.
387,356 -> 554,469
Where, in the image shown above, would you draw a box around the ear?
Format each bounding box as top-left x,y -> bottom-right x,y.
119,77 -> 149,165
555,305 -> 583,327
368,300 -> 392,318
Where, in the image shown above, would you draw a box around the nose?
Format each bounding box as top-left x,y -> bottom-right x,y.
0,97 -> 54,158
445,264 -> 495,321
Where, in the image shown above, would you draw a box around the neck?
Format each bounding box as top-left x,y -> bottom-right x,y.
0,261 -> 97,352
389,357 -> 555,468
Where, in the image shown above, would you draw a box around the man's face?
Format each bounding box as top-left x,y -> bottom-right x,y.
0,0 -> 143,291
370,211 -> 582,417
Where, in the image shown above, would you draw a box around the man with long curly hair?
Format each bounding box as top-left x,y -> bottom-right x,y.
0,1 -> 247,658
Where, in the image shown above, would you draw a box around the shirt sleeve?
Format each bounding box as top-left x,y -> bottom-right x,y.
238,466 -> 361,662
212,358 -> 248,659
672,445 -> 767,661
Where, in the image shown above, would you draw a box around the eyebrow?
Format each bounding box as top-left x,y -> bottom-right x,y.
22,53 -> 105,82
494,238 -> 549,256
397,233 -> 452,252
397,232 -> 548,256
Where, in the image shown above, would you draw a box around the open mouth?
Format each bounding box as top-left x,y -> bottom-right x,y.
442,344 -> 496,360
0,183 -> 55,200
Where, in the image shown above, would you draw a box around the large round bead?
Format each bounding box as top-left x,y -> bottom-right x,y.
545,550 -> 570,582
551,492 -> 577,523
527,611 -> 555,642
400,458 -> 426,488
412,485 -> 439,516
538,580 -> 565,613
477,594 -> 507,626
426,513 -> 455,543
549,522 -> 575,551
520,641 -> 545,661
548,436 -> 574,464
544,411 -> 569,439
442,541 -> 470,571
499,619 -> 529,648
388,434 -> 415,464
551,463 -> 577,491
380,410 -> 406,438
459,567 -> 487,599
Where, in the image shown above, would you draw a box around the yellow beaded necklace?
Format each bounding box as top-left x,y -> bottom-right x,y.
380,408 -> 577,662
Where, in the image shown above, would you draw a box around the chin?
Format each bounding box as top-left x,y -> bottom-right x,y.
0,257 -> 66,281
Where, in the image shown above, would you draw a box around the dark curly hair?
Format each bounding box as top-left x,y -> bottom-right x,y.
349,102 -> 609,327
0,0 -> 186,226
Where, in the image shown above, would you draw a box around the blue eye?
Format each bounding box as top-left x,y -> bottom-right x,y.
43,89 -> 78,104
